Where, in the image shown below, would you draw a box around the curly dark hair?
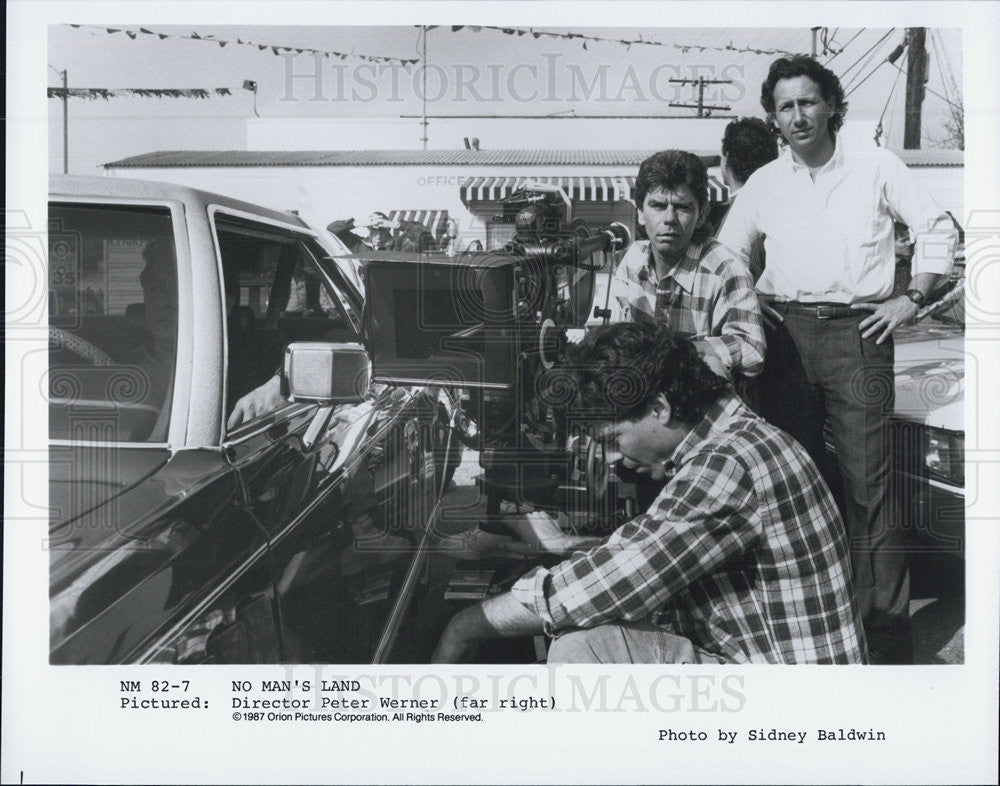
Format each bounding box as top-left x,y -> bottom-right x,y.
563,322 -> 728,424
759,55 -> 848,137
721,117 -> 779,185
635,150 -> 713,244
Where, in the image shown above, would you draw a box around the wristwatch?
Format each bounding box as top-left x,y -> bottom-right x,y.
905,289 -> 927,308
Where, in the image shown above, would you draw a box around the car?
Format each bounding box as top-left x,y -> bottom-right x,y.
887,284 -> 965,557
47,174 -> 455,664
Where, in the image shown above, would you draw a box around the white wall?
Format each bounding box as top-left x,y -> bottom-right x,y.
107,163 -> 640,245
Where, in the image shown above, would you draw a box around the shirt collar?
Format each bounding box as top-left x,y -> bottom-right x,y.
645,241 -> 702,294
663,392 -> 744,473
783,133 -> 843,175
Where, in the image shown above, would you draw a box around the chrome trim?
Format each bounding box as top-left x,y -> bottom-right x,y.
375,377 -> 510,390
372,496 -> 442,664
221,402 -> 314,447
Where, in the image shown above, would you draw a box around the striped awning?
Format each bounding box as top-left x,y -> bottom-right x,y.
459,175 -> 728,205
387,209 -> 450,239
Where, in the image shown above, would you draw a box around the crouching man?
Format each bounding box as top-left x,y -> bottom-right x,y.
432,322 -> 866,664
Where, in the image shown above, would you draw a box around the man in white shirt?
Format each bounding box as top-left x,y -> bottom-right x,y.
718,55 -> 957,664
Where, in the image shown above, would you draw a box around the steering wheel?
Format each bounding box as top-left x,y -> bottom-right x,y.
49,326 -> 116,366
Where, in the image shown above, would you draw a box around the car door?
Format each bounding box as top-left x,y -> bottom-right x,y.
48,195 -> 280,665
212,212 -> 435,663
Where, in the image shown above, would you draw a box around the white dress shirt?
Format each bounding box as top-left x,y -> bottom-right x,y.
718,140 -> 957,304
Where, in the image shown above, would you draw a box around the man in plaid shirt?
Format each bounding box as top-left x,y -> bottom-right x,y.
607,150 -> 765,381
432,322 -> 865,664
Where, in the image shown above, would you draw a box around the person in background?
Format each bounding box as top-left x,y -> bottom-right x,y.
432,322 -> 865,665
606,149 -> 765,383
715,117 -> 779,281
366,211 -> 437,252
326,217 -> 370,254
718,55 -> 957,664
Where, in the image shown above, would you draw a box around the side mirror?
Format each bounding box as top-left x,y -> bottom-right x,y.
282,342 -> 371,405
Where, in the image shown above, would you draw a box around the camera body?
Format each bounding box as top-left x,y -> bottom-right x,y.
361,187 -> 631,522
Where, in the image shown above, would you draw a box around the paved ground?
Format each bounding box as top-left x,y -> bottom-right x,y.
440,450 -> 965,665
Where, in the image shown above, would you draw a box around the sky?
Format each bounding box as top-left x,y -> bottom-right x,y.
46,24 -> 963,173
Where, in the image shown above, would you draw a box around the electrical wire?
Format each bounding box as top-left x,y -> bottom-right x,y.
885,60 -> 963,110
839,28 -> 894,83
825,28 -> 866,65
872,49 -> 905,145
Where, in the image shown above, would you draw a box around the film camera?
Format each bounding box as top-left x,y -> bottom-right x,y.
362,185 -> 632,530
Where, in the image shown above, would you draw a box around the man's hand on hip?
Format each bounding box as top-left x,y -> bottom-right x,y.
852,295 -> 918,344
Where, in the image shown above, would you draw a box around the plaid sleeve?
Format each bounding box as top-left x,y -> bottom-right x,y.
511,451 -> 762,632
700,258 -> 766,378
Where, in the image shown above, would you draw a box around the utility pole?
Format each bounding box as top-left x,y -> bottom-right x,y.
48,65 -> 69,172
904,27 -> 927,149
811,27 -> 820,57
668,77 -> 732,118
61,69 -> 69,173
420,26 -> 429,150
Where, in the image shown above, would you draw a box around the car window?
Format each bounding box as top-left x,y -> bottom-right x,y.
49,202 -> 178,444
213,216 -> 360,422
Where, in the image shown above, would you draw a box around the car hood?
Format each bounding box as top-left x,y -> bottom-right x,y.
892,320 -> 964,431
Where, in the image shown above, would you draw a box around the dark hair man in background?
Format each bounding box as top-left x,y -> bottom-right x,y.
606,149 -> 764,383
718,55 -> 958,663
432,322 -> 865,665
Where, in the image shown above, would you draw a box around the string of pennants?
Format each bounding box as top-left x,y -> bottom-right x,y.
67,23 -> 798,63
66,24 -> 420,65
48,87 -> 234,100
443,25 -> 798,56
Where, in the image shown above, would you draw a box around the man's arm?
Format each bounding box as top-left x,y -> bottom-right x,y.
510,452 -> 760,635
227,373 -> 284,430
432,592 -> 544,663
699,259 -> 766,378
851,154 -> 958,343
717,190 -> 783,329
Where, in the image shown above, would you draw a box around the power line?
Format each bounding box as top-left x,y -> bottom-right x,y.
839,29 -> 894,82
843,32 -> 896,94
873,49 -> 905,146
825,28 -> 866,65
886,60 -> 962,111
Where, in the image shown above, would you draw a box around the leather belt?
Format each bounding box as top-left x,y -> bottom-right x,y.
776,301 -> 860,320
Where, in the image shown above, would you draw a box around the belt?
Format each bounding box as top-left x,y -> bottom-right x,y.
775,301 -> 861,320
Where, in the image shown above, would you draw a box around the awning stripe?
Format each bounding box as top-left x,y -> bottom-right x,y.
460,174 -> 727,205
388,209 -> 449,239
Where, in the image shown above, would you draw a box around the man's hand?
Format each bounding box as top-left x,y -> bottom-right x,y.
852,295 -> 919,344
431,592 -> 546,663
226,374 -> 284,431
503,511 -> 599,556
758,294 -> 784,331
692,341 -> 730,379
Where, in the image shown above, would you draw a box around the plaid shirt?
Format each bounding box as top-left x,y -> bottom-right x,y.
607,239 -> 765,378
511,393 -> 866,664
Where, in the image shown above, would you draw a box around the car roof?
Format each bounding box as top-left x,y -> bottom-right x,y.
49,174 -> 313,232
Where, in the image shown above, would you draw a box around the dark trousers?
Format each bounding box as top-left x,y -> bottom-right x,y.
759,307 -> 913,664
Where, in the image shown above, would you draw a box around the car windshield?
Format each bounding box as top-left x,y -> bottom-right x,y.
49,202 -> 178,443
